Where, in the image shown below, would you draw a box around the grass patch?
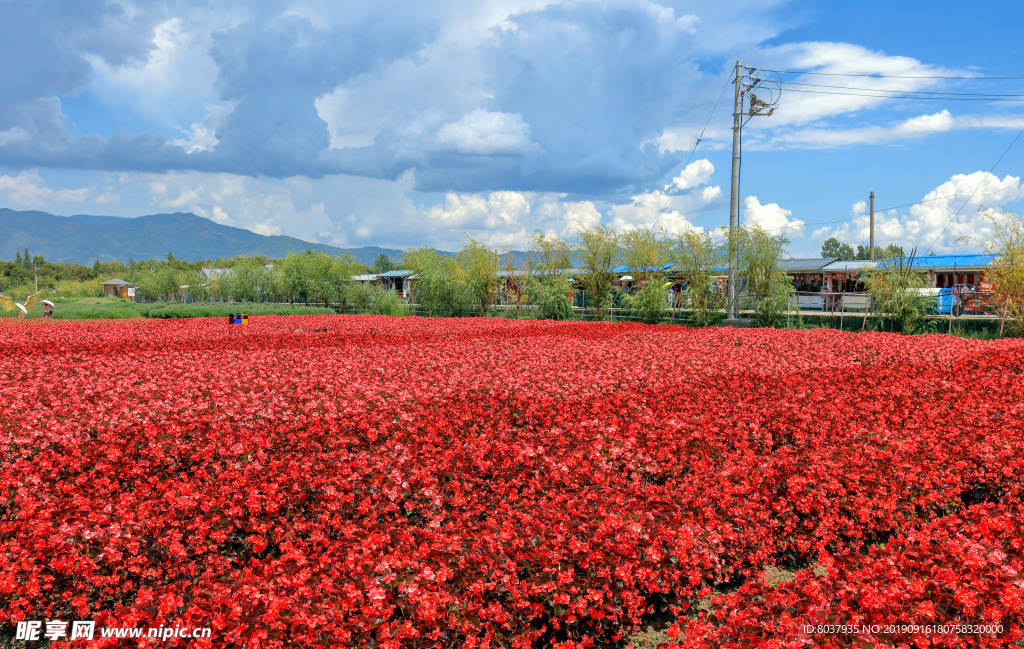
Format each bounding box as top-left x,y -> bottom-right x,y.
2,299 -> 337,321
142,303 -> 334,319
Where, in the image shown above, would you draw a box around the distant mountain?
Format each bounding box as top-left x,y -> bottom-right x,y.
67,213 -> 130,226
0,208 -> 536,267
0,208 -> 401,265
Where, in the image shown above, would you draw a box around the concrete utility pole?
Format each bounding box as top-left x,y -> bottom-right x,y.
869,191 -> 875,261
727,60 -> 742,321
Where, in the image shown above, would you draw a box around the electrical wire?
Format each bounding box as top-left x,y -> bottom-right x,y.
780,80 -> 1024,97
683,75 -> 733,168
783,87 -> 1024,101
759,68 -> 1024,81
925,126 -> 1024,253
652,75 -> 733,231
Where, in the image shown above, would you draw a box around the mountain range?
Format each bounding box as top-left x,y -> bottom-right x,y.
0,208 -> 420,266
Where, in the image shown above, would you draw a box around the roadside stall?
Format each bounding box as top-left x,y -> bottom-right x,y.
782,258 -> 836,311
818,260 -> 878,313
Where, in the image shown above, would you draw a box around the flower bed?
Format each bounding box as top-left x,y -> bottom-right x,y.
1,317 -> 1022,647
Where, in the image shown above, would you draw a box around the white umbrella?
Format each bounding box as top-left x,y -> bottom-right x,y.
41,300 -> 55,307
619,275 -> 634,281
15,303 -> 27,316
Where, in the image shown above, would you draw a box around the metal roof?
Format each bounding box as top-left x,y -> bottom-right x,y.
351,273 -> 379,281
897,254 -> 994,270
100,277 -> 130,286
378,269 -> 414,278
821,259 -> 883,272
199,267 -> 234,279
779,258 -> 838,271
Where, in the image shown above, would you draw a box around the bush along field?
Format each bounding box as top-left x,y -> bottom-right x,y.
0,316 -> 1021,648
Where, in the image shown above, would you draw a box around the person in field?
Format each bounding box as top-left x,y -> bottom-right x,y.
42,300 -> 54,319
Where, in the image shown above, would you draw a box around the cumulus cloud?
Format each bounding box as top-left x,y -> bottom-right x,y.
816,172 -> 1024,253
607,159 -> 723,233
436,109 -> 537,155
742,195 -> 804,235
0,170 -> 91,206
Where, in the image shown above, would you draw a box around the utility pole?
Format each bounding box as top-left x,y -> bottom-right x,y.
869,191 -> 875,261
34,265 -> 38,292
724,62 -> 779,323
727,60 -> 742,321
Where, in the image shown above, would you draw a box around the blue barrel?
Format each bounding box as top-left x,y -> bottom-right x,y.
937,288 -> 954,314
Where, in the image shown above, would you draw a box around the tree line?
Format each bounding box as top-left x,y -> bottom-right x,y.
6,212 -> 1023,335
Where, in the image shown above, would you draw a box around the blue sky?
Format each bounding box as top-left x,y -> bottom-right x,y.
1,0 -> 1022,257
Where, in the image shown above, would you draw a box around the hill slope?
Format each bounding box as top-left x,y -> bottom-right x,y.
0,208 -> 540,266
0,208 -> 398,265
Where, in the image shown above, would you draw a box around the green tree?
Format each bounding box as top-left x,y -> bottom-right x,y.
457,237 -> 500,317
865,252 -> 925,334
403,247 -> 471,317
15,252 -> 22,266
573,223 -> 621,320
278,252 -> 314,304
732,225 -> 792,327
821,237 -> 855,260
621,228 -> 672,324
958,210 -> 1024,336
673,230 -> 723,327
373,253 -> 398,274
525,231 -> 573,320
526,275 -> 574,320
530,231 -> 573,279
855,243 -> 904,260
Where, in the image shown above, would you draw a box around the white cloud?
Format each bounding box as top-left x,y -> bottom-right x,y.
0,171 -> 91,206
536,199 -> 602,235
0,127 -> 31,147
422,190 -> 532,248
756,42 -> 955,127
761,110 -> 962,149
210,205 -> 233,225
86,16 -> 227,129
742,195 -> 804,235
608,159 -> 723,233
816,171 -> 1024,253
437,109 -> 537,155
668,159 -> 715,191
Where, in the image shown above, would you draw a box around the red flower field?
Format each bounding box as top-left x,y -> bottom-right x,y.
1,316 -> 1022,648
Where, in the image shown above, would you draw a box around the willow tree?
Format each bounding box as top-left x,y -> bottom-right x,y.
865,249 -> 924,334
457,237 -> 500,317
729,225 -> 791,327
573,223 -> 621,320
959,210 -> 1024,336
673,229 -> 723,327
403,247 -> 470,317
527,231 -> 574,320
621,227 -> 672,324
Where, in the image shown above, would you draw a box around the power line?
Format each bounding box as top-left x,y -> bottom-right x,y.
925,126 -> 1024,253
760,68 -> 1024,80
780,80 -> 1024,97
652,75 -> 733,231
783,87 -> 1024,101
684,76 -> 733,167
